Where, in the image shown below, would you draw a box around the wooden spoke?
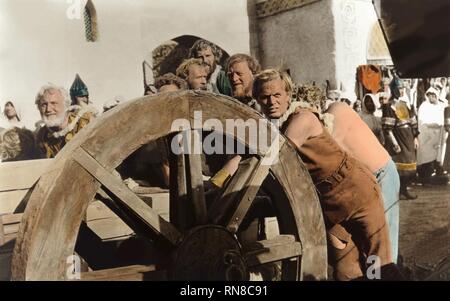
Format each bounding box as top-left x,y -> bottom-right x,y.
72,148 -> 181,247
244,235 -> 302,268
207,157 -> 259,225
169,130 -> 207,230
226,159 -> 271,233
219,138 -> 282,233
169,134 -> 190,231
79,265 -> 166,281
185,130 -> 207,225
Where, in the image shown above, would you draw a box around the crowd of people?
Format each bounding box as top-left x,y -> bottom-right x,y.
359,78 -> 450,196
1,38 -> 449,280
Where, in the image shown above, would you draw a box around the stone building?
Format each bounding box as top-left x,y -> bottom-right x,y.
0,0 -> 389,128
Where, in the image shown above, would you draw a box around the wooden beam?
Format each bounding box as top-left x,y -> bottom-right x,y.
87,217 -> 134,241
79,265 -> 166,281
138,192 -> 170,221
0,213 -> 22,246
132,186 -> 169,195
1,213 -> 23,225
244,235 -> 302,267
0,190 -> 28,215
0,205 -> 135,247
72,148 -> 181,246
0,159 -> 53,191
86,200 -> 134,240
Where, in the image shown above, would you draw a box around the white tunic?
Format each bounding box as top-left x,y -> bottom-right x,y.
417,100 -> 446,165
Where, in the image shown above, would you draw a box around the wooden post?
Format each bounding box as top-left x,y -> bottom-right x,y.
169,132 -> 191,232
186,130 -> 207,226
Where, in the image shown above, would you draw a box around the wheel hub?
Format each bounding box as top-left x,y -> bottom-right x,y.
169,225 -> 248,280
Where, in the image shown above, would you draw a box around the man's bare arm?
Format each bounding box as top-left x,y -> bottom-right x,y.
209,155 -> 242,188
284,111 -> 322,149
210,111 -> 321,188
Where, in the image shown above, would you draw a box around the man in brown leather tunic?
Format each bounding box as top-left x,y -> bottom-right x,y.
255,69 -> 397,280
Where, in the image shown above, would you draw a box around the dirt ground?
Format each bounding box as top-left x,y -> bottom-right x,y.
398,183 -> 450,280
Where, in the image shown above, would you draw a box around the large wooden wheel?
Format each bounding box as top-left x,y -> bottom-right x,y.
11,91 -> 327,280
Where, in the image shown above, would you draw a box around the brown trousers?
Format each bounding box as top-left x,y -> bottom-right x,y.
319,157 -> 392,280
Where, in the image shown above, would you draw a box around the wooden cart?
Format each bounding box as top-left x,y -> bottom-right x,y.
1,91 -> 327,280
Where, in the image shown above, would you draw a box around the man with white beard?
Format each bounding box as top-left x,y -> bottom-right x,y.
35,84 -> 95,158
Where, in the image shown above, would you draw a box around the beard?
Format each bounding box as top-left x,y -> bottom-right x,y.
43,113 -> 66,128
232,84 -> 252,101
205,62 -> 216,78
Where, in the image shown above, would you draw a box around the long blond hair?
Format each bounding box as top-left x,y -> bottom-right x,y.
252,69 -> 294,99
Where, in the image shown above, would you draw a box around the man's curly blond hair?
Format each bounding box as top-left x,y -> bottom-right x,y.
154,73 -> 188,90
175,58 -> 205,80
1,127 -> 39,161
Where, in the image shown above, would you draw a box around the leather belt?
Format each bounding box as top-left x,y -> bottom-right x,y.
315,155 -> 352,196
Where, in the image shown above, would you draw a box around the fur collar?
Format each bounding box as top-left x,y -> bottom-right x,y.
50,105 -> 96,138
